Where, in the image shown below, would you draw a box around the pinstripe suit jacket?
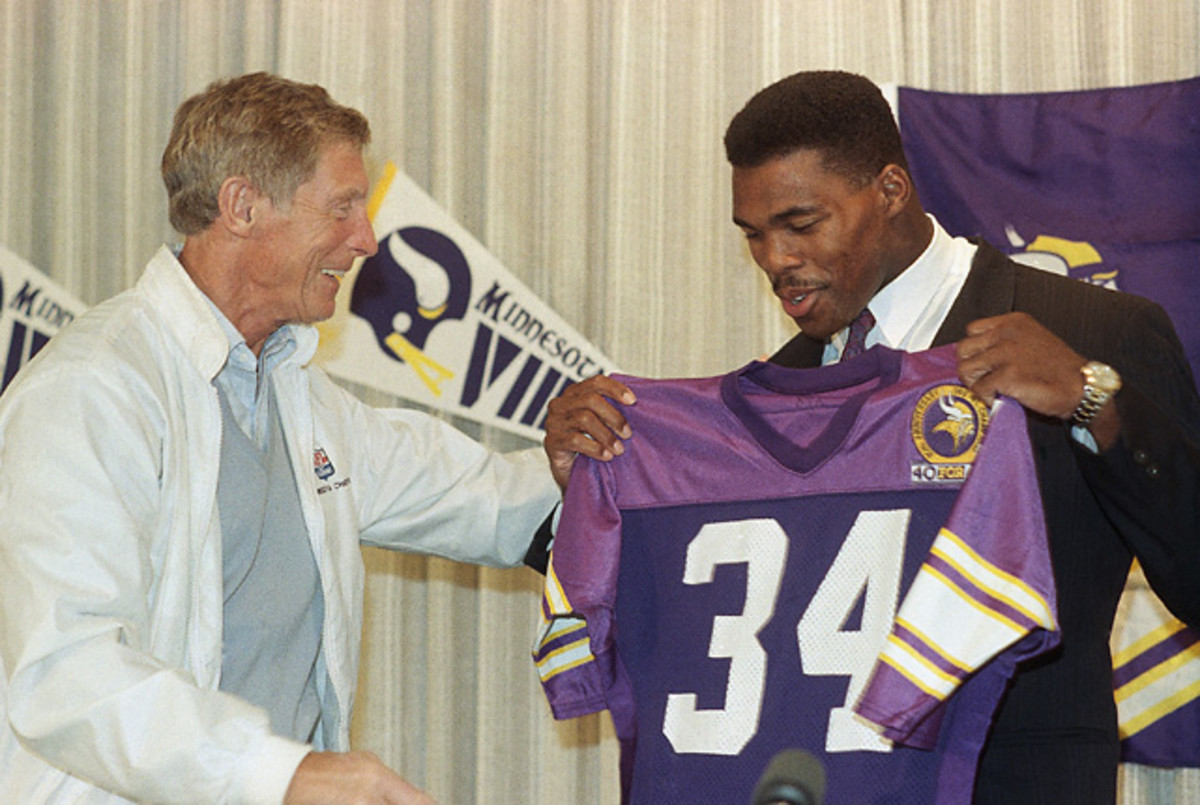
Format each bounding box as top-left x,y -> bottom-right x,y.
771,240 -> 1200,804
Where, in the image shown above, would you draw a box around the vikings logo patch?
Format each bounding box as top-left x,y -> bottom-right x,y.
910,384 -> 990,483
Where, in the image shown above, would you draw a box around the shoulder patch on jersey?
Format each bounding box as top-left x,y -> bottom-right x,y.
910,385 -> 990,483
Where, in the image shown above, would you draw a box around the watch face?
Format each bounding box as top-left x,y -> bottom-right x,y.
1088,362 -> 1121,392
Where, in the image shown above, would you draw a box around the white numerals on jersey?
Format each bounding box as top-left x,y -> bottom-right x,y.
663,519 -> 789,755
663,510 -> 910,756
797,509 -> 909,752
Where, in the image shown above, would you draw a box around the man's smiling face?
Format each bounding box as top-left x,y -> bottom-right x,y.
249,139 -> 378,329
732,148 -> 899,340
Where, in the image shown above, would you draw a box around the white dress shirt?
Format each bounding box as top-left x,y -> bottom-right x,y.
823,214 -> 977,365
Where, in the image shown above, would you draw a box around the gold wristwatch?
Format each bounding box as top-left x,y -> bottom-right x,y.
1071,360 -> 1122,426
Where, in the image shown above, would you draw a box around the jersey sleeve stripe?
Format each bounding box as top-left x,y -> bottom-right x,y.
535,637 -> 595,682
921,563 -> 1026,636
924,556 -> 1046,634
880,633 -> 960,698
544,559 -> 572,614
533,609 -> 598,684
537,619 -> 588,647
894,562 -> 1038,674
894,616 -> 972,674
933,529 -> 1055,629
864,552 -> 1048,736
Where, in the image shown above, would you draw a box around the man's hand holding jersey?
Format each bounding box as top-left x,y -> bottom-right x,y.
543,375 -> 636,490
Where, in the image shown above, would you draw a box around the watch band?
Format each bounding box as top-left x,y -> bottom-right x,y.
1071,361 -> 1121,426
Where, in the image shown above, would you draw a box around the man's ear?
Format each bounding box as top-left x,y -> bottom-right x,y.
876,164 -> 914,215
215,176 -> 262,236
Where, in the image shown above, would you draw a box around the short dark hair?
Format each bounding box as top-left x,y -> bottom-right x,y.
162,72 -> 371,235
724,70 -> 907,186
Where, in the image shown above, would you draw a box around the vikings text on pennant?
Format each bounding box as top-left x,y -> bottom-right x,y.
0,245 -> 86,394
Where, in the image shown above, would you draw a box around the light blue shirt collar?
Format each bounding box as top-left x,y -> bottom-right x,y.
202,294 -> 298,449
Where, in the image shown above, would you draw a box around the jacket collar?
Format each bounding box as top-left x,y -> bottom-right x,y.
137,246 -> 319,382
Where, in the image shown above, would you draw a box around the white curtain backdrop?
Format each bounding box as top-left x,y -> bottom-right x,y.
1,1 -> 1197,802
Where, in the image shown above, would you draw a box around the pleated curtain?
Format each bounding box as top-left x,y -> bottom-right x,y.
1,1 -> 1197,801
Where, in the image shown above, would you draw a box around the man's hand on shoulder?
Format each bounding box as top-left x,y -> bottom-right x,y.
543,375 -> 636,490
955,312 -> 1120,450
285,751 -> 437,805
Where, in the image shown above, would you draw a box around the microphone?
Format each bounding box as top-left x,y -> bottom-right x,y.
751,749 -> 826,805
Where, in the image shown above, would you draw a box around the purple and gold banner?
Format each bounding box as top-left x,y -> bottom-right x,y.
896,76 -> 1200,379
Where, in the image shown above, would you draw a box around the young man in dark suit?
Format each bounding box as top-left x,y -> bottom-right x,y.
543,70 -> 1200,802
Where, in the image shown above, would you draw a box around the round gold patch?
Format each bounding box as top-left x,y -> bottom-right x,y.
910,385 -> 990,465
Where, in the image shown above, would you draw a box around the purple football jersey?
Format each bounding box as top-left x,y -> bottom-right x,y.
534,345 -> 1059,804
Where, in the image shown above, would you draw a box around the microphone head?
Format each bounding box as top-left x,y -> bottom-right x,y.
751,749 -> 826,805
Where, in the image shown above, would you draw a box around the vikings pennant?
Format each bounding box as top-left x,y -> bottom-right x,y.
0,244 -> 87,394
315,163 -> 618,442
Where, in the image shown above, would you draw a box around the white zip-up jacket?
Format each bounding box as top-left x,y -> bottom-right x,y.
0,247 -> 560,803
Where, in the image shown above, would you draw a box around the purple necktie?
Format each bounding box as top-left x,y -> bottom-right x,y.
841,308 -> 875,361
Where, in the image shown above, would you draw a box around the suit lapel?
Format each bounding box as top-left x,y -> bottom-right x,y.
933,240 -> 1017,346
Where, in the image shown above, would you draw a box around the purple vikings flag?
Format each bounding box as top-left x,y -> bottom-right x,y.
896,78 -> 1200,768
897,77 -> 1200,379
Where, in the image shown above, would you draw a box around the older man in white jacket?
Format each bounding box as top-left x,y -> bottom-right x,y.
0,73 -> 559,804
